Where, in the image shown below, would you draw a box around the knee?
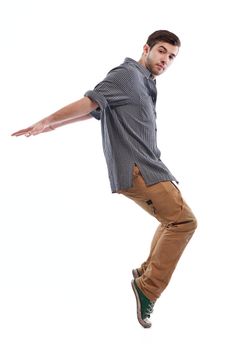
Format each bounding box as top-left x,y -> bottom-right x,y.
190,213 -> 198,232
181,210 -> 197,234
182,215 -> 197,242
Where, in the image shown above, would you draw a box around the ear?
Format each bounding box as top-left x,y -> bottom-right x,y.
143,44 -> 150,56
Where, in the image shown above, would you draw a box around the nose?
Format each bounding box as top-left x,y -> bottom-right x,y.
161,54 -> 170,65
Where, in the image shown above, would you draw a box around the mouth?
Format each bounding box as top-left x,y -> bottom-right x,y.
156,64 -> 165,70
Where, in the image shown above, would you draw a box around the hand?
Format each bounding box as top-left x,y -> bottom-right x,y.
11,119 -> 55,137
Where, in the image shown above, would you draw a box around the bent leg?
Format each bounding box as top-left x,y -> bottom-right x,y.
119,166 -> 197,301
137,199 -> 197,300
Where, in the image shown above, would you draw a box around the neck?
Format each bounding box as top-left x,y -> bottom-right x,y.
138,57 -> 146,68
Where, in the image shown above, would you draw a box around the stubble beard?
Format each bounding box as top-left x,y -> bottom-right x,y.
146,57 -> 163,77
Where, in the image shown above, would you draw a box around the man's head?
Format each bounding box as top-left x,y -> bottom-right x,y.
139,30 -> 181,77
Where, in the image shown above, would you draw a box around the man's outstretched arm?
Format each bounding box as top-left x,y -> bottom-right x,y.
11,97 -> 99,137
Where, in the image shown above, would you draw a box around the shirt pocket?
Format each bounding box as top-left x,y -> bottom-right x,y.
139,93 -> 156,123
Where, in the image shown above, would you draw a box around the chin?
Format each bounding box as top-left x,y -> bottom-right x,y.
155,70 -> 164,76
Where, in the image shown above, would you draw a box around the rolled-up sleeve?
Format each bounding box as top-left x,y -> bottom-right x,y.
84,90 -> 108,120
84,90 -> 108,111
84,66 -> 131,120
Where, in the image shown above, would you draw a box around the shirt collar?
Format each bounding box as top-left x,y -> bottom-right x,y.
124,57 -> 155,80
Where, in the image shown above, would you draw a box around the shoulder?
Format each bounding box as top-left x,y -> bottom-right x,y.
107,59 -> 140,80
106,63 -> 130,82
106,64 -> 140,95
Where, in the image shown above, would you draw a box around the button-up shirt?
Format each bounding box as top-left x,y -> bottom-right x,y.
84,57 -> 177,193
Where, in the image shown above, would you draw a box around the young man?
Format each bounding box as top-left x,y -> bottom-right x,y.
12,30 -> 197,328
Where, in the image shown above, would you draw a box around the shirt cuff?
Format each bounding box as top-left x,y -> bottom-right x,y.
90,109 -> 102,120
84,90 -> 108,111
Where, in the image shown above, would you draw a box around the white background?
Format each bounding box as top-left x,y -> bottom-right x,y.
1,0 -> 246,349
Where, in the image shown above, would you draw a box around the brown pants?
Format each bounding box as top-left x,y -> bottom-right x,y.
118,166 -> 197,301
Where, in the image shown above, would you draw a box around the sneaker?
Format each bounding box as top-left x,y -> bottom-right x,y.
131,279 -> 155,328
132,268 -> 142,279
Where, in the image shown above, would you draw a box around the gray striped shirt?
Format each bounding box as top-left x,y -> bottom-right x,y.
85,57 -> 177,193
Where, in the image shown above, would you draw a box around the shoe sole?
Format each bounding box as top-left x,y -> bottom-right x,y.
131,279 -> 152,328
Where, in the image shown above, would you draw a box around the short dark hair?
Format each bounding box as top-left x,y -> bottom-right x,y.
147,30 -> 181,49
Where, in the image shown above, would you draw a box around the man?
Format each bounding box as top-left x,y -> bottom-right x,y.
12,30 -> 197,328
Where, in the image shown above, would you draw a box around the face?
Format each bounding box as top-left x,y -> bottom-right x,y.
141,41 -> 179,77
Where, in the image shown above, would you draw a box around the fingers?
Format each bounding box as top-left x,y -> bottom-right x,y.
11,128 -> 32,137
11,121 -> 49,137
11,125 -> 41,137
